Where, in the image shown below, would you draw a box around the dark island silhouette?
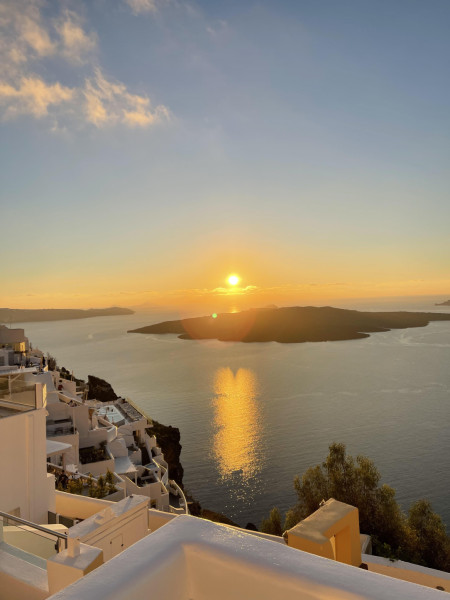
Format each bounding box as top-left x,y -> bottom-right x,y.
0,307 -> 134,323
128,306 -> 450,343
435,299 -> 450,306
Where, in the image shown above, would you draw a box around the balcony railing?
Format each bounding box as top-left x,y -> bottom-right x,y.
0,509 -> 68,553
0,373 -> 39,411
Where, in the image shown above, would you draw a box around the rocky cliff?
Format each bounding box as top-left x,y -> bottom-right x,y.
87,375 -> 118,403
146,420 -> 184,487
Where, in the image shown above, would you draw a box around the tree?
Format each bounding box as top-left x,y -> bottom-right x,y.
286,443 -> 406,554
105,469 -> 117,495
96,475 -> 107,498
406,500 -> 450,572
279,443 -> 450,572
261,507 -> 283,536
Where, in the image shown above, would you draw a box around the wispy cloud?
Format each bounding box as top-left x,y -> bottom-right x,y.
125,0 -> 160,15
54,9 -> 97,65
0,0 -> 170,130
84,68 -> 169,128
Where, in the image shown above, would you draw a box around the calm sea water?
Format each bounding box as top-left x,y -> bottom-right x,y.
13,297 -> 450,528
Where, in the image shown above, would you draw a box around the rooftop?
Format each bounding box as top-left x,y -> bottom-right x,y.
47,515 -> 444,600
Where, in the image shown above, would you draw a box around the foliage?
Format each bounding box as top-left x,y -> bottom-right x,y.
260,507 -> 283,536
87,470 -> 117,498
286,443 -> 407,552
405,500 -> 450,572
79,444 -> 108,464
67,478 -> 83,495
264,443 -> 450,572
46,353 -> 57,371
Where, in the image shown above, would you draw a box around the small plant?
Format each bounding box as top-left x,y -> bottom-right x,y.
87,471 -> 117,498
87,474 -> 96,497
67,478 -> 83,495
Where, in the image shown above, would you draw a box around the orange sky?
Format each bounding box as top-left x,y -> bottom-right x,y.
2,275 -> 450,311
1,2 -> 450,315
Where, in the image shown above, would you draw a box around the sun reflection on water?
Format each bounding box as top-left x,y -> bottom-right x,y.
212,367 -> 262,480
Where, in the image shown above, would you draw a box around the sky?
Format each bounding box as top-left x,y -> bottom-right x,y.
1,0 -> 449,311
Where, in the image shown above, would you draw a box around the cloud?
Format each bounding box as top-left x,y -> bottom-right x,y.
125,0 -> 159,15
54,10 -> 97,64
0,0 -> 170,130
0,76 -> 74,118
19,14 -> 55,57
83,68 -> 170,128
0,1 -> 51,77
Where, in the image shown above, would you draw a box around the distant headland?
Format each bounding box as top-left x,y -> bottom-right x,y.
128,306 -> 450,344
435,299 -> 450,306
0,307 -> 134,323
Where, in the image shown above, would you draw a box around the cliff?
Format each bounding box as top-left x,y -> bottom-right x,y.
87,375 -> 118,403
146,420 -> 184,487
436,300 -> 450,306
0,307 -> 134,323
128,306 -> 450,344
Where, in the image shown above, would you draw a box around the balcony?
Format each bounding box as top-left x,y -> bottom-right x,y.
0,373 -> 44,417
46,418 -> 76,437
79,443 -> 115,477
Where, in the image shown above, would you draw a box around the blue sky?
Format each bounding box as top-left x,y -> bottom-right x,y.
1,0 -> 449,309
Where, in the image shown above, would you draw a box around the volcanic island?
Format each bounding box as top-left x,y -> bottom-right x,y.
128,306 -> 450,344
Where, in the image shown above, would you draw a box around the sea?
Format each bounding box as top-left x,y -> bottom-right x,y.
12,295 -> 450,529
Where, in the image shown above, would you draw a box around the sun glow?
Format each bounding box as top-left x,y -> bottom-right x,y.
228,275 -> 239,286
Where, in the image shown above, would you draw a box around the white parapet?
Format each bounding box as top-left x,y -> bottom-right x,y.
66,495 -> 150,563
47,515 -> 444,600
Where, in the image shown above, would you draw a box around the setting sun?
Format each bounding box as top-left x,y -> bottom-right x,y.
228,275 -> 239,286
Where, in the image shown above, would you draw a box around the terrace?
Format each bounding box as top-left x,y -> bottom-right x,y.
96,405 -> 125,427
115,398 -> 145,423
47,464 -> 125,502
78,443 -> 115,477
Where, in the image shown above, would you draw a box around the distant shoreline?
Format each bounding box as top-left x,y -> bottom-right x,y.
436,300 -> 450,306
128,306 -> 450,344
0,307 -> 134,324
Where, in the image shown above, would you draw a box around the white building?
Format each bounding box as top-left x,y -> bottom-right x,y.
0,369 -> 54,523
46,373 -> 183,513
0,326 -> 29,369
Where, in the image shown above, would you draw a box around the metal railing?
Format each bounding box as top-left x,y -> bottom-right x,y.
0,509 -> 68,551
168,480 -> 189,515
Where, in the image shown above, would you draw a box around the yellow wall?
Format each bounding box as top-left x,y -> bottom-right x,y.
286,498 -> 362,567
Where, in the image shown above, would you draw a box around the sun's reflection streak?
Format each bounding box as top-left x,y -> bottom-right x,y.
212,367 -> 262,481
